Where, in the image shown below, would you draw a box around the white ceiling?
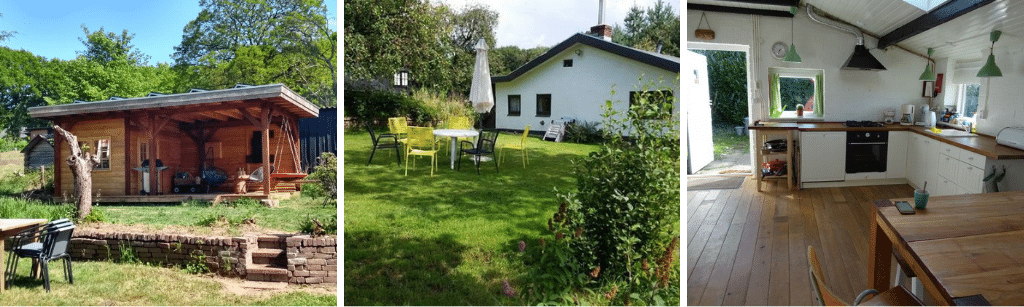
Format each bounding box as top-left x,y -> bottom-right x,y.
689,0 -> 1024,62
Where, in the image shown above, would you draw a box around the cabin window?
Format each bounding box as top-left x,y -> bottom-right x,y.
94,139 -> 110,170
629,90 -> 674,120
769,67 -> 824,119
536,94 -> 551,117
563,59 -> 573,67
508,95 -> 521,116
954,83 -> 980,119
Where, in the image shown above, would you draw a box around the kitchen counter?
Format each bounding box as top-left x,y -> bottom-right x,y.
749,122 -> 1024,160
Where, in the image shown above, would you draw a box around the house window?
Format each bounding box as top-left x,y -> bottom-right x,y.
93,139 -> 110,170
769,68 -> 824,118
630,90 -> 674,120
508,95 -> 521,116
563,59 -> 573,67
394,69 -> 409,87
536,94 -> 551,117
954,83 -> 980,119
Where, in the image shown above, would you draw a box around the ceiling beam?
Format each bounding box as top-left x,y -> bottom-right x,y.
687,3 -> 794,18
877,0 -> 995,49
717,0 -> 798,7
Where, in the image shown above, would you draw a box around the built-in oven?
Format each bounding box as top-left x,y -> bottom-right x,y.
846,131 -> 887,173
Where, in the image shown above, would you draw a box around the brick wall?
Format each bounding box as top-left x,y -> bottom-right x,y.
68,230 -> 336,286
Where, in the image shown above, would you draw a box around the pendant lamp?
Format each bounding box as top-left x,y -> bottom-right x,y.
977,30 -> 1002,77
919,48 -> 936,81
783,6 -> 802,63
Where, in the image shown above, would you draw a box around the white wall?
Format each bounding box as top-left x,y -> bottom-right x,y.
953,46 -> 1024,136
686,9 -> 932,122
493,43 -> 680,131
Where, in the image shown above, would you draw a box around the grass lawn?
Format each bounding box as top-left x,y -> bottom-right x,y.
1,257 -> 335,305
713,124 -> 750,160
344,129 -> 608,305
97,195 -> 336,235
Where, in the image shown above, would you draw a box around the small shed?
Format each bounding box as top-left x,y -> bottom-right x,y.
21,134 -> 54,170
28,84 -> 319,202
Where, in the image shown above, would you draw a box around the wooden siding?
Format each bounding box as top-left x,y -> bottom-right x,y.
24,141 -> 54,170
58,118 -> 127,196
124,129 -> 197,195
207,124 -> 299,191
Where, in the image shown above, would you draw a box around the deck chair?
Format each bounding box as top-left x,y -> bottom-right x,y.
405,126 -> 438,176
6,220 -> 76,292
808,246 -> 922,306
458,130 -> 499,174
500,126 -> 530,168
365,121 -> 401,165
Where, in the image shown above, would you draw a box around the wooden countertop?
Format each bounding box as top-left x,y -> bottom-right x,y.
748,122 -> 1024,160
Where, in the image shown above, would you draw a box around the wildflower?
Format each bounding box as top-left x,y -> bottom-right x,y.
558,202 -> 567,214
502,279 -> 515,297
642,259 -> 650,271
574,227 -> 583,238
589,266 -> 601,278
538,238 -> 545,247
548,218 -> 555,231
604,285 -> 619,300
656,236 -> 680,288
518,240 -> 526,253
556,232 -> 564,240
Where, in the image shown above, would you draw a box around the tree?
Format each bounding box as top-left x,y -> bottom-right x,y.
446,4 -> 498,93
53,125 -> 101,219
690,49 -> 748,126
489,45 -> 548,77
612,0 -> 679,57
0,13 -> 15,44
174,0 -> 336,107
77,25 -> 150,66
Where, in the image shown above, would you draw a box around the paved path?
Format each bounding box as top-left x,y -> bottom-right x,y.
695,147 -> 752,175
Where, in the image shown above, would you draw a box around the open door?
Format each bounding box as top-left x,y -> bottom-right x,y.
686,51 -> 714,174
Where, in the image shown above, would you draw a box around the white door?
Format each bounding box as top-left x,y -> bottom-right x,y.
685,51 -> 713,174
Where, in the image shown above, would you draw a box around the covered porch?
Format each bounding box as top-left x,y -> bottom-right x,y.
28,84 -> 320,203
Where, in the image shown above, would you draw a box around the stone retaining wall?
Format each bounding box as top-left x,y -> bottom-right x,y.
68,231 -> 336,286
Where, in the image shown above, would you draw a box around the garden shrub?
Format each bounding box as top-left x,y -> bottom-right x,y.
0,167 -> 54,196
344,89 -> 434,125
521,80 -> 680,305
303,153 -> 337,200
411,88 -> 475,127
299,215 -> 337,235
564,120 -> 604,144
81,207 -> 106,223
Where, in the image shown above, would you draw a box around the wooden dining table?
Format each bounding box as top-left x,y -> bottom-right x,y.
0,218 -> 47,291
869,191 -> 1024,306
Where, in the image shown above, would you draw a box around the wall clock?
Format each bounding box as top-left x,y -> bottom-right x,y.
771,42 -> 788,59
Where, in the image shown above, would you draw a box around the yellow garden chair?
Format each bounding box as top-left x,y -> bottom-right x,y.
405,126 -> 438,176
449,116 -> 472,130
500,126 -> 530,168
387,117 -> 409,144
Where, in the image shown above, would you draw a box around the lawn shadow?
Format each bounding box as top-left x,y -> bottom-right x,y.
344,230 -> 510,305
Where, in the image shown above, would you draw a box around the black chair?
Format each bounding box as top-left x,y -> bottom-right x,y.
458,130 -> 499,174
4,219 -> 70,286
365,121 -> 401,165
5,220 -> 75,292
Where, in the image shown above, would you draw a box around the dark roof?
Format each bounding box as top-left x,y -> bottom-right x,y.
492,33 -> 680,83
21,134 -> 53,153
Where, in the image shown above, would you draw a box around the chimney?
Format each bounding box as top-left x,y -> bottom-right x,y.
589,0 -> 612,41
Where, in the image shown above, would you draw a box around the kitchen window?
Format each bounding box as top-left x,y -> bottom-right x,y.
508,95 -> 521,116
629,90 -> 674,120
536,94 -> 551,117
953,83 -> 980,119
769,68 -> 824,118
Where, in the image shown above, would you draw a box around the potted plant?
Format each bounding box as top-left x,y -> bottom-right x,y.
796,104 -> 805,117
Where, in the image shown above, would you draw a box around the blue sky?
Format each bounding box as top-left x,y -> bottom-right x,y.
0,0 -> 338,65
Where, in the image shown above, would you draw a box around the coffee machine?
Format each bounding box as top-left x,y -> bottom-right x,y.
900,104 -> 915,125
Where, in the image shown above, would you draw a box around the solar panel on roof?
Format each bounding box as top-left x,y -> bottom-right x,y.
189,88 -> 208,93
147,92 -> 166,97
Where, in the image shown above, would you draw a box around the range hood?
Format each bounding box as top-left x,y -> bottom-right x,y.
807,4 -> 887,71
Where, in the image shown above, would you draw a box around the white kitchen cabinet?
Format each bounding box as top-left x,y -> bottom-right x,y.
886,131 -> 908,179
801,132 -> 847,182
956,162 -> 985,193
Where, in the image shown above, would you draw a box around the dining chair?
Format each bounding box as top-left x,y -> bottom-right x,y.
458,130 -> 499,174
808,246 -> 922,306
364,121 -> 401,165
405,126 -> 438,176
6,220 -> 76,292
387,117 -> 410,145
449,116 -> 472,130
500,126 -> 531,168
893,251 -> 925,300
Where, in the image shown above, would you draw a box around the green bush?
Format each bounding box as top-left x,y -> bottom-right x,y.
411,88 -> 475,127
303,153 -> 336,200
81,207 -> 106,223
0,167 -> 54,196
344,89 -> 434,124
0,137 -> 29,152
299,215 -> 337,235
564,120 -> 604,144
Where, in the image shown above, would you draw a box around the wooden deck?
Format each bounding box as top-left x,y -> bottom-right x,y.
687,176 -> 917,305
54,191 -> 299,204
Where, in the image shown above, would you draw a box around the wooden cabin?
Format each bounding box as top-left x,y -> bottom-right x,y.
28,84 -> 319,202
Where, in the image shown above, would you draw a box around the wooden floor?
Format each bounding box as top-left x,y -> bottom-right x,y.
687,176 -> 916,306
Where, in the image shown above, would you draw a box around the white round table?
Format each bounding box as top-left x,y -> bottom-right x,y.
433,129 -> 480,169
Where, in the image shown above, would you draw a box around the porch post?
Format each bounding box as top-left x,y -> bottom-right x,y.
148,112 -> 158,195
261,103 -> 272,196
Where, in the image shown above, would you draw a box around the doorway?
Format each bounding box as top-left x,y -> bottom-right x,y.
687,44 -> 752,175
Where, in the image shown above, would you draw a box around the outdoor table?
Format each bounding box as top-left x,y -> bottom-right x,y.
0,218 -> 47,291
868,191 -> 1024,305
433,129 -> 479,169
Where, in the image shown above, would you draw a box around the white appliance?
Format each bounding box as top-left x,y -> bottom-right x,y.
916,104 -> 931,126
997,127 -> 1024,151
900,104 -> 915,125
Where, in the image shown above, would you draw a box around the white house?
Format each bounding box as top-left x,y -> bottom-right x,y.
491,25 -> 680,133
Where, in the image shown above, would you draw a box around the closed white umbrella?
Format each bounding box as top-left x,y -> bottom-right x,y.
469,38 -> 494,129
